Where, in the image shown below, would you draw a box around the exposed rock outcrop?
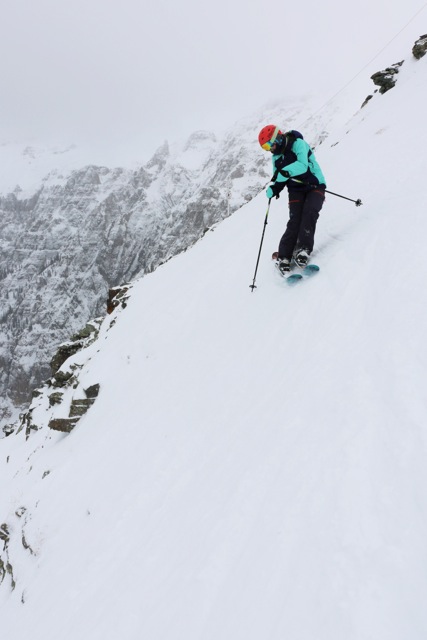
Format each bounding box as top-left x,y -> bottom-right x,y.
16,316 -> 104,438
50,320 -> 102,375
370,60 -> 404,94
107,285 -> 131,314
412,34 -> 427,59
48,417 -> 79,433
0,523 -> 15,591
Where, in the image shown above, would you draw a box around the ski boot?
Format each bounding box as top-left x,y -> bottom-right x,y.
294,248 -> 310,268
272,252 -> 291,275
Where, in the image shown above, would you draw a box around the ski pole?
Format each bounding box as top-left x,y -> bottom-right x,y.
288,178 -> 362,206
249,199 -> 271,292
324,189 -> 362,206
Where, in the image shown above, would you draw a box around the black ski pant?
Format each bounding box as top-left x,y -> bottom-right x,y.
278,188 -> 325,260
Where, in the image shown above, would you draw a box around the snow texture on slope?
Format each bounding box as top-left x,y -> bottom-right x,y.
1,49 -> 427,640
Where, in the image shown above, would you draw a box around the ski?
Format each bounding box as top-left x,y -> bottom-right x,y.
274,261 -> 320,285
300,264 -> 320,277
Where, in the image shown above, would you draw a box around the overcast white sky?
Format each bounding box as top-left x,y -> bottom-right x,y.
0,0 -> 426,164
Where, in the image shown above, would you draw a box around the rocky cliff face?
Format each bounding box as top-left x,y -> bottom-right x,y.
0,100 -> 331,431
0,123 -> 265,428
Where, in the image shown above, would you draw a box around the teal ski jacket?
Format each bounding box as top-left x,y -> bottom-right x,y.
272,136 -> 326,191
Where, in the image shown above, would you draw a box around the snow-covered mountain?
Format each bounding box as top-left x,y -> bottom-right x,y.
1,37 -> 427,639
0,141 -> 89,196
0,95 -> 348,431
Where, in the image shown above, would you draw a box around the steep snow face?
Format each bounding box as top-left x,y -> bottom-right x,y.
0,94 -> 346,429
1,53 -> 427,640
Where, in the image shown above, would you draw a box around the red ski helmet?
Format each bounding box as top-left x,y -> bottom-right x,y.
258,124 -> 282,151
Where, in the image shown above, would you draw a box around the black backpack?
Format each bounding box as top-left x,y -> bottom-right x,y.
285,129 -> 304,142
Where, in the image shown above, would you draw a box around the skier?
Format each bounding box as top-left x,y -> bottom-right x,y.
258,125 -> 326,273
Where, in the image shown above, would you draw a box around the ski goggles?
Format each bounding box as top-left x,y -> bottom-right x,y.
261,140 -> 276,151
261,133 -> 283,152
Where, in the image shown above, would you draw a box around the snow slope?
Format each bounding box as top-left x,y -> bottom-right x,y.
1,53 -> 427,639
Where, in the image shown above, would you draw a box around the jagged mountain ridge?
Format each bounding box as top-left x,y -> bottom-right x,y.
0,97 -> 334,430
